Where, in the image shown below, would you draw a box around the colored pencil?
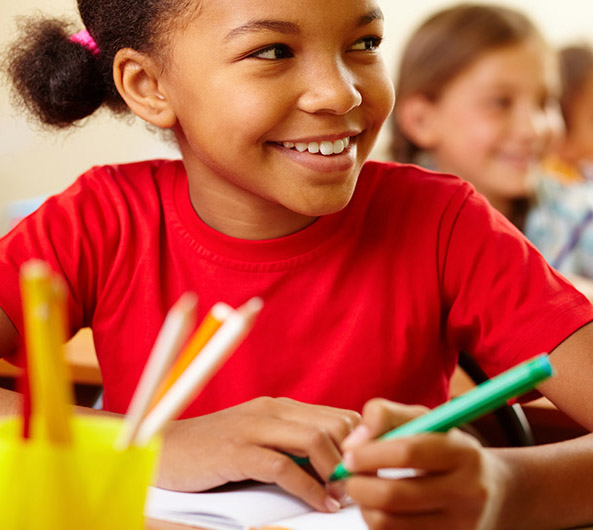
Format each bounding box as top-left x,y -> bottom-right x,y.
133,297 -> 263,446
330,354 -> 554,481
116,292 -> 198,449
20,260 -> 73,444
148,302 -> 232,411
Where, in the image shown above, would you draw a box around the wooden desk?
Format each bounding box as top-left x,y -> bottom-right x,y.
147,520 -> 196,529
145,521 -> 593,530
0,328 -> 101,386
144,517 -> 593,529
147,520 -> 190,529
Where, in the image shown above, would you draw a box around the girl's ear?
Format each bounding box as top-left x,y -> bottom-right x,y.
113,49 -> 176,129
396,94 -> 440,149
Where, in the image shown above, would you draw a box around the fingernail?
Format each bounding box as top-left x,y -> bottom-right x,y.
325,496 -> 341,513
343,424 -> 370,448
343,450 -> 354,470
339,492 -> 353,507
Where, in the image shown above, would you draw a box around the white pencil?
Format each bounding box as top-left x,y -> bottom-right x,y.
133,297 -> 263,446
116,292 -> 198,449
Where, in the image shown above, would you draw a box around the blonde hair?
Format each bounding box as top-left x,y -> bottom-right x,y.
391,3 -> 543,163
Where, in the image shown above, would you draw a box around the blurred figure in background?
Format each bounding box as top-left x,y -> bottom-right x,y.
391,3 -> 593,298
525,44 -> 593,285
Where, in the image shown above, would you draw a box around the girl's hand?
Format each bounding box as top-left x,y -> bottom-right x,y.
156,396 -> 360,513
341,398 -> 509,530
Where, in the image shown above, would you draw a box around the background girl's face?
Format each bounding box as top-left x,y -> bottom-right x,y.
422,39 -> 559,211
155,0 -> 394,237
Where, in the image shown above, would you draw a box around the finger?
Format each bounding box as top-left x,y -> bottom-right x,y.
272,420 -> 344,482
346,474 -> 448,514
272,397 -> 361,442
233,445 -> 341,513
354,474 -> 486,530
359,398 -> 428,439
344,430 -> 480,475
237,413 -> 347,485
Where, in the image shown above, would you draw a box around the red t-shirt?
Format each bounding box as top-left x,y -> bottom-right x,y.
0,159 -> 591,416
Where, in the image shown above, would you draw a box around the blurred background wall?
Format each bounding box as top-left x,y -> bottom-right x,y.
1,0 -> 592,232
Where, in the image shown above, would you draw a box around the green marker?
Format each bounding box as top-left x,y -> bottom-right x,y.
330,354 -> 553,482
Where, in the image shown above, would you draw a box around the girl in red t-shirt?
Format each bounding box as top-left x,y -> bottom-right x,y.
2,1 -> 593,529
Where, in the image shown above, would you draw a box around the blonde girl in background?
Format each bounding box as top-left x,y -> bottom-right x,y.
391,3 -> 558,228
390,3 -> 593,299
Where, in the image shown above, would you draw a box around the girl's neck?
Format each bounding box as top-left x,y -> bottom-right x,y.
188,190 -> 318,240
183,167 -> 318,241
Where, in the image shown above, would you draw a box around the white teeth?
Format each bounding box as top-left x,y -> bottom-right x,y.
319,141 -> 333,155
307,142 -> 320,154
281,136 -> 352,155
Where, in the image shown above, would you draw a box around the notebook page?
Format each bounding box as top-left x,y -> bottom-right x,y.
273,504 -> 366,530
146,483 -> 312,529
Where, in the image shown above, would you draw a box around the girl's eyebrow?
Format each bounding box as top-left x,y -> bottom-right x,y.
224,20 -> 300,41
224,8 -> 384,42
359,8 -> 384,26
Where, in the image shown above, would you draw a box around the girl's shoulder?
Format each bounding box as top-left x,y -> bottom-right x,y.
55,158 -> 183,215
357,160 -> 475,212
75,158 -> 183,192
32,158 -> 185,239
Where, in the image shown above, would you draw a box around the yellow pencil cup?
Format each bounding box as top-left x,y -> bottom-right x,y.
0,414 -> 161,530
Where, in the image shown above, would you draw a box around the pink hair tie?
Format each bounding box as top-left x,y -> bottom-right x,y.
70,29 -> 99,56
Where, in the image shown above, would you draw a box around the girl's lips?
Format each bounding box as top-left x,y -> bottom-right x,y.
497,151 -> 539,171
268,137 -> 358,173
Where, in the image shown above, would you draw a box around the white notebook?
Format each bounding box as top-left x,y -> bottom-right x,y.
146,482 -> 367,530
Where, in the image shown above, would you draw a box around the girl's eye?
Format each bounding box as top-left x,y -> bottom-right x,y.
249,44 -> 294,60
489,96 -> 513,110
350,36 -> 383,52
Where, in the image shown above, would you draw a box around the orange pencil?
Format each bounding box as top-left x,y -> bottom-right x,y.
135,297 -> 263,445
148,301 -> 232,410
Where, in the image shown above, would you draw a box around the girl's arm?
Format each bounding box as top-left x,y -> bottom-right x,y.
494,320 -> 593,529
343,322 -> 593,530
0,308 -> 24,416
0,307 -> 19,367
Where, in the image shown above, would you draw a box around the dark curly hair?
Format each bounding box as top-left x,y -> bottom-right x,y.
4,0 -> 199,128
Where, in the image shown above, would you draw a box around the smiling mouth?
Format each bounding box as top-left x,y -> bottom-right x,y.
275,136 -> 352,156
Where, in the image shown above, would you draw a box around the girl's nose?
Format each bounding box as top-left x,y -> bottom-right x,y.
297,61 -> 362,115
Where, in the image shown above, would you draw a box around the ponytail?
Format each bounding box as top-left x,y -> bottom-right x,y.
5,17 -> 109,128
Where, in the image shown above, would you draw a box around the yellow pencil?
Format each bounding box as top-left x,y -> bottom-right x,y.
20,260 -> 73,444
